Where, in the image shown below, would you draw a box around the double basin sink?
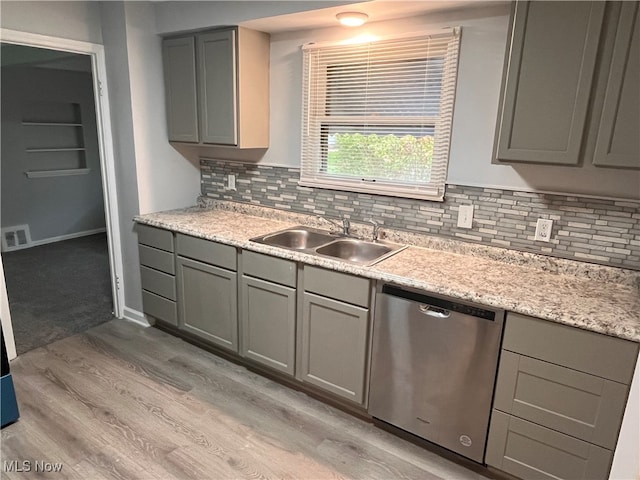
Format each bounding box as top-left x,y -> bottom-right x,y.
250,226 -> 407,266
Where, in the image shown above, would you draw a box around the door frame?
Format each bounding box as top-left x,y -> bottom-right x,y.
0,28 -> 125,359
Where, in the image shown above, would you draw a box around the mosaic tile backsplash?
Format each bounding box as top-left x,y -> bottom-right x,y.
201,159 -> 640,270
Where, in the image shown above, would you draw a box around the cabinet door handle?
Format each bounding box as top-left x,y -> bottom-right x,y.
419,304 -> 451,318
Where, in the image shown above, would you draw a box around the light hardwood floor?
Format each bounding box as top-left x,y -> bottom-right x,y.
1,320 -> 491,479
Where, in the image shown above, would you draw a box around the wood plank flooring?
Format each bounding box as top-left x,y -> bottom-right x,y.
1,320 -> 491,479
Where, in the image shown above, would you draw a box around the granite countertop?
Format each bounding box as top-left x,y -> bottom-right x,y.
135,203 -> 640,343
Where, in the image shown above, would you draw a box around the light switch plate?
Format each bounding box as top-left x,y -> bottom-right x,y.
457,205 -> 474,229
227,174 -> 236,191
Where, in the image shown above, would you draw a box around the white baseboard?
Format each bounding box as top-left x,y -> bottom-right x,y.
122,307 -> 152,327
26,227 -> 107,249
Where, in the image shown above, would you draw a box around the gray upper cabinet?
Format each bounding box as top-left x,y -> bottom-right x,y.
198,30 -> 237,145
162,37 -> 199,143
592,2 -> 640,169
162,27 -> 270,149
495,1 -> 606,165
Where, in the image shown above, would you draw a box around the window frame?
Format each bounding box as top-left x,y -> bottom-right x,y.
300,29 -> 461,201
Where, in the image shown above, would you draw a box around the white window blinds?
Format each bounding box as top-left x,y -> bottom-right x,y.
301,29 -> 461,201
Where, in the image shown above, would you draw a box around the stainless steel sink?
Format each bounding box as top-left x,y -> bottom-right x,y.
250,226 -> 406,266
260,228 -> 335,250
315,238 -> 394,264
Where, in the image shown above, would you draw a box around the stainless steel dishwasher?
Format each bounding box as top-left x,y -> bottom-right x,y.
368,284 -> 505,464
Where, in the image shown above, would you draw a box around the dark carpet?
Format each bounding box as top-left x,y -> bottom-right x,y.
3,233 -> 114,355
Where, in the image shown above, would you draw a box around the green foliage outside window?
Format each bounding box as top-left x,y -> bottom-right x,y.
326,133 -> 434,182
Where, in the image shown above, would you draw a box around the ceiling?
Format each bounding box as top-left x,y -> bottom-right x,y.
242,0 -> 506,33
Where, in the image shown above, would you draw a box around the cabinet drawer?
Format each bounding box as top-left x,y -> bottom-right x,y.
138,224 -> 174,252
486,411 -> 612,480
504,313 -> 638,384
142,290 -> 177,326
176,233 -> 236,270
140,266 -> 176,301
304,266 -> 370,308
242,251 -> 296,287
139,245 -> 175,275
494,351 -> 628,450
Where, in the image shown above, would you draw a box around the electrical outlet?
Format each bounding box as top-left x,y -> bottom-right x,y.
227,174 -> 236,191
457,205 -> 474,229
534,218 -> 553,242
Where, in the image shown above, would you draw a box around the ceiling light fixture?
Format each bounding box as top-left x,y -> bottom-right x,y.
336,12 -> 369,27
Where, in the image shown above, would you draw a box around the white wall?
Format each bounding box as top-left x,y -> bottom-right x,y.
100,1 -> 145,314
265,4 -> 639,199
0,1 -> 103,44
123,2 -> 200,215
99,1 -> 201,314
609,352 -> 640,480
1,66 -> 106,243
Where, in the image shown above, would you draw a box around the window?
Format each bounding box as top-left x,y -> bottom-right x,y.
301,30 -> 461,201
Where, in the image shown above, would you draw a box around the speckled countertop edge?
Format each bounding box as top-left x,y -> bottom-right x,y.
134,202 -> 640,343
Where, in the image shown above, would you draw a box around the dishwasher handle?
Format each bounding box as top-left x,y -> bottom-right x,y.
381,284 -> 499,322
419,304 -> 451,318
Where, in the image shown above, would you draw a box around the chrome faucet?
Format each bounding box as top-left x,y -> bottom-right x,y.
318,215 -> 350,236
365,219 -> 381,242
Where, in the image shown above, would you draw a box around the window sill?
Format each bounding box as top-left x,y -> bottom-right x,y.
299,177 -> 444,202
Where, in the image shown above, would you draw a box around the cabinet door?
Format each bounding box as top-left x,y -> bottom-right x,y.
177,256 -> 238,352
198,29 -> 237,145
162,37 -> 199,143
300,292 -> 369,404
593,2 -> 639,169
496,1 -> 605,165
240,276 -> 296,375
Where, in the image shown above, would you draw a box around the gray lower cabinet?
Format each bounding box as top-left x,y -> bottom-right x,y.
176,256 -> 238,352
300,292 -> 369,405
240,275 -> 296,375
138,224 -> 177,326
486,312 -> 639,479
487,411 -> 613,480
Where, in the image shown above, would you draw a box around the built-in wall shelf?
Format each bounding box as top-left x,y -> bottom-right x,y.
25,168 -> 91,179
22,101 -> 88,176
22,122 -> 83,127
26,147 -> 86,153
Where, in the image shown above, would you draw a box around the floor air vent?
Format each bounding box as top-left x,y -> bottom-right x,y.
1,225 -> 32,252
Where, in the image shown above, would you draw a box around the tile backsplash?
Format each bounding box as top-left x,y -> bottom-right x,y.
201,159 -> 640,270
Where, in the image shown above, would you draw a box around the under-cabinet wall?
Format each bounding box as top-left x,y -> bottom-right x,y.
201,161 -> 640,270
0,65 -> 105,245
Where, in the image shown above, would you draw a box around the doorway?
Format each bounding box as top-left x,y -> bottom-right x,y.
0,29 -> 124,359
1,45 -> 111,354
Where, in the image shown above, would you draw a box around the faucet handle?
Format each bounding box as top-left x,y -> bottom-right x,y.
342,217 -> 351,235
365,218 -> 381,241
